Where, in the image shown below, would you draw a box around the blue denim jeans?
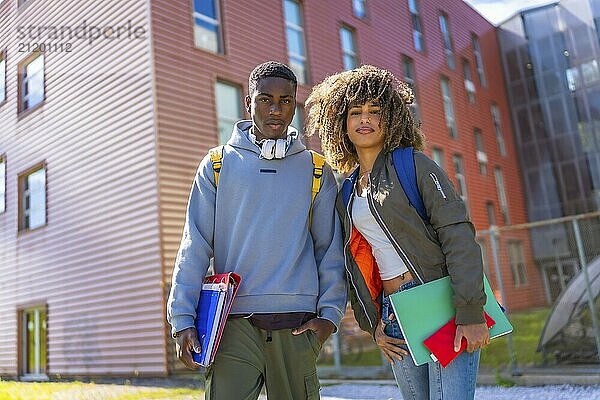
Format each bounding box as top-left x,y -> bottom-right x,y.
381,282 -> 480,400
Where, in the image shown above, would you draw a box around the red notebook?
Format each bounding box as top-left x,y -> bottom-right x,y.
423,312 -> 495,368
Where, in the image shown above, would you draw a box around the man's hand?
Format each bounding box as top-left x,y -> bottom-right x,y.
175,327 -> 202,370
375,317 -> 409,364
454,323 -> 490,352
292,317 -> 335,344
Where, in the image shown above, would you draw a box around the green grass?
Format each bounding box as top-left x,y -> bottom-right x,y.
480,307 -> 551,368
319,307 -> 552,369
0,381 -> 202,400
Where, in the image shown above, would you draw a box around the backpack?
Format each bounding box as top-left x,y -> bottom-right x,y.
341,147 -> 429,222
208,145 -> 326,227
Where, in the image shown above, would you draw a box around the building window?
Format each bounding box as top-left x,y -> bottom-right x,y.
408,0 -> 424,52
581,59 -> 600,85
340,26 -> 358,71
490,103 -> 507,156
19,305 -> 47,376
486,201 -> 496,226
19,52 -> 45,113
508,241 -> 528,286
566,67 -> 580,92
402,55 -> 420,121
462,58 -> 476,103
439,13 -> 455,70
18,164 -> 46,231
474,128 -> 487,175
453,154 -> 468,204
432,147 -> 444,170
595,16 -> 600,47
494,167 -> 509,224
292,103 -> 304,134
0,155 -> 5,214
0,51 -> 6,103
440,77 -> 457,138
472,34 -> 486,87
284,0 -> 308,85
215,81 -> 243,144
352,0 -> 367,18
192,0 -> 223,53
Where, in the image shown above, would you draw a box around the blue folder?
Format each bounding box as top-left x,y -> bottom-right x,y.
193,284 -> 226,366
192,273 -> 241,367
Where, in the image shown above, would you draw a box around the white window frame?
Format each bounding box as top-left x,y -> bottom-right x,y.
340,26 -> 358,71
439,14 -> 455,70
19,52 -> 45,113
453,154 -> 468,204
19,305 -> 47,378
292,103 -> 304,134
402,55 -> 420,120
472,34 -> 486,87
491,103 -> 507,156
284,0 -> 309,84
0,156 -> 5,214
215,81 -> 243,144
432,148 -> 444,170
0,52 -> 6,103
352,0 -> 367,18
486,201 -> 496,226
463,58 -> 476,103
494,167 -> 510,224
192,0 -> 223,53
440,77 -> 457,138
508,241 -> 528,287
18,164 -> 47,231
474,128 -> 487,175
408,0 -> 424,52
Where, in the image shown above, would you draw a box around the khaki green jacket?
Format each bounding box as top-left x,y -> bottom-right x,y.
337,150 -> 486,337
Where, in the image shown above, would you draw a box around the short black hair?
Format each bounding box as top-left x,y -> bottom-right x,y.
248,61 -> 297,95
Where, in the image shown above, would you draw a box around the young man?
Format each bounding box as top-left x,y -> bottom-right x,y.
167,61 -> 347,399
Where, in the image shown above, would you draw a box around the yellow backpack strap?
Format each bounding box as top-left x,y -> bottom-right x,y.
309,150 -> 326,228
209,146 -> 224,186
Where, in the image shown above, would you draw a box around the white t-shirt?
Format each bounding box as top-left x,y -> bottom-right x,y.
352,191 -> 409,280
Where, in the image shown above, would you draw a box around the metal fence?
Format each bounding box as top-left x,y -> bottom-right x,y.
318,211 -> 600,377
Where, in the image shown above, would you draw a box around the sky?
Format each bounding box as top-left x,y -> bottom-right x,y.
464,0 -> 558,25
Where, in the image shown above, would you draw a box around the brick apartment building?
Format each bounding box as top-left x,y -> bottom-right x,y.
0,0 -> 545,378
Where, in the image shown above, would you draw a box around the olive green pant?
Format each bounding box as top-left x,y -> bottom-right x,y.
204,318 -> 322,400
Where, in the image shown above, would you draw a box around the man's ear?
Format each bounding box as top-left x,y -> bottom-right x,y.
245,95 -> 252,114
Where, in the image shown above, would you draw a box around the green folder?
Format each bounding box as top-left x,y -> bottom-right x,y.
389,276 -> 513,366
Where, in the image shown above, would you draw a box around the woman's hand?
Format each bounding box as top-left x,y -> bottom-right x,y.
455,322 -> 490,352
375,315 -> 409,364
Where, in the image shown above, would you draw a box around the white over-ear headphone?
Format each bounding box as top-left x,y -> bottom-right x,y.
260,138 -> 287,159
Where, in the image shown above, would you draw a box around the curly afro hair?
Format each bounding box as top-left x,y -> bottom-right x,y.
306,65 -> 424,173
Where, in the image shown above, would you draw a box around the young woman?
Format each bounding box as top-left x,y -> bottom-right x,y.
306,65 -> 489,400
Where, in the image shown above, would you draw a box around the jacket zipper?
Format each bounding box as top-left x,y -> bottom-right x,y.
367,189 -> 425,284
343,194 -> 375,330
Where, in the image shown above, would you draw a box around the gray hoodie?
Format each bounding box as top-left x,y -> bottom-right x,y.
167,120 -> 347,336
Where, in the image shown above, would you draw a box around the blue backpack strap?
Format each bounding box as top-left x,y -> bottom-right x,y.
342,168 -> 359,208
392,147 -> 429,222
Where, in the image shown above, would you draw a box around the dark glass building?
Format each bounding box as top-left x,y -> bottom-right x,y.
498,0 -> 600,302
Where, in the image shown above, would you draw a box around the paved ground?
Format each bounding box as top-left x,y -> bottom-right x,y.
256,364 -> 600,400
309,383 -> 600,400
